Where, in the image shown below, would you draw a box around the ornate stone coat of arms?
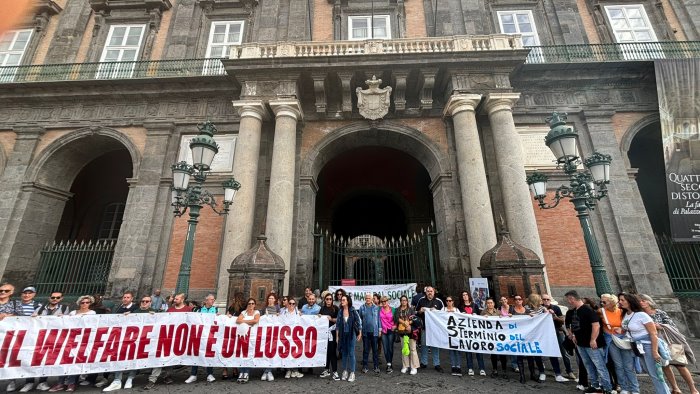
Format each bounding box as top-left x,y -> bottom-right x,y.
356,75 -> 392,120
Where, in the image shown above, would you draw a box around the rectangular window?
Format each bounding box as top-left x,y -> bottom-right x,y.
605,5 -> 657,43
497,11 -> 540,46
203,21 -> 244,75
348,15 -> 391,40
96,25 -> 146,79
0,29 -> 32,82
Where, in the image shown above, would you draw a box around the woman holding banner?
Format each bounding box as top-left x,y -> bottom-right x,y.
481,298 -> 508,379
50,296 -> 96,392
281,297 -> 304,379
524,294 -> 548,383
379,296 -> 396,374
320,292 -> 340,380
459,291 -> 486,376
336,295 -> 362,382
395,295 -> 419,375
235,298 -> 261,383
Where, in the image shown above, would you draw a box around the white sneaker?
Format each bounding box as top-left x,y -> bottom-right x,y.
184,375 -> 197,384
400,367 -> 408,374
36,382 -> 51,391
95,378 -> 109,388
619,391 -> 630,394
341,371 -> 348,381
555,375 -> 570,382
468,369 -> 474,376
261,372 -> 268,381
285,371 -> 292,379
124,378 -> 133,389
479,370 -> 486,376
319,370 -> 331,378
348,372 -> 355,382
19,383 -> 33,393
410,368 -> 418,375
267,372 -> 274,381
293,371 -> 304,378
207,374 -> 215,383
539,373 -> 546,382
6,381 -> 16,392
576,385 -> 586,391
102,381 -> 122,392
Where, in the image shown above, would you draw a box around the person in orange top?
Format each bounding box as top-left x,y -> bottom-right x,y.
600,293 -> 637,394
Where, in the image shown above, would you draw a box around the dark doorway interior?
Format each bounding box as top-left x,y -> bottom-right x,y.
628,122 -> 669,235
55,149 -> 133,241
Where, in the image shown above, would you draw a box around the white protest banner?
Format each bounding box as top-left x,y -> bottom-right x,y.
0,313 -> 328,379
425,310 -> 560,357
328,283 -> 416,307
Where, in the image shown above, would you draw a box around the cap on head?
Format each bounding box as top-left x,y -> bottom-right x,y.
22,286 -> 36,293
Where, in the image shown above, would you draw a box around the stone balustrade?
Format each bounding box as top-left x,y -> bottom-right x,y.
229,34 -> 524,59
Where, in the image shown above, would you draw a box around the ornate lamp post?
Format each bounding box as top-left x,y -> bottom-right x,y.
171,121 -> 241,296
526,112 -> 614,296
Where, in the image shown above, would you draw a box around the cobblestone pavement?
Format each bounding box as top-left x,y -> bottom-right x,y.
8,340 -> 699,394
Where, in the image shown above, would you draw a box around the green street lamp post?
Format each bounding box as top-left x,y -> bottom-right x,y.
171,121 -> 241,297
526,112 -> 614,296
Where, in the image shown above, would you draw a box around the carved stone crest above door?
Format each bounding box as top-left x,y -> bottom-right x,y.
356,75 -> 392,120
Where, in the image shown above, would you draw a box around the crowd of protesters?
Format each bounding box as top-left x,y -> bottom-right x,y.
0,281 -> 697,394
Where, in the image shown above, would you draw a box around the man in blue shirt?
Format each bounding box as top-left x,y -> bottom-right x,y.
359,293 -> 380,373
301,294 -> 321,315
186,294 -> 218,384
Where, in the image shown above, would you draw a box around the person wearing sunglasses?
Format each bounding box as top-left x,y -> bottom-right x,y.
235,298 -> 260,383
48,296 -> 96,392
281,297 -> 304,379
319,292 -> 340,380
33,291 -> 70,317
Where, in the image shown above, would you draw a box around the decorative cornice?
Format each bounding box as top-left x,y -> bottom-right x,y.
20,181 -> 73,201
89,0 -> 172,13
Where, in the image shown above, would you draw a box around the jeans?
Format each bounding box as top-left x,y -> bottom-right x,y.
577,345 -> 613,391
607,340 -> 640,393
239,367 -> 251,374
449,350 -> 461,368
340,335 -> 357,373
556,331 -> 573,374
465,352 -> 485,370
362,333 -> 379,369
640,341 -> 670,394
190,366 -> 213,376
419,329 -> 440,366
381,331 -> 395,366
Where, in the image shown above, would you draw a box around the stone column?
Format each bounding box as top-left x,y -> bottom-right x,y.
443,94 -> 497,277
217,100 -> 270,303
109,122 -> 175,297
0,127 -> 46,282
266,100 -> 302,294
484,93 -> 545,260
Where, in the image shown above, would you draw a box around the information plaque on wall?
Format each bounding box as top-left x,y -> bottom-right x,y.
178,134 -> 236,173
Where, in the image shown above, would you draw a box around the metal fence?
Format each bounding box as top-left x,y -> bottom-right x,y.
655,234 -> 700,297
313,225 -> 441,289
34,240 -> 115,297
525,41 -> 700,64
0,58 -> 225,83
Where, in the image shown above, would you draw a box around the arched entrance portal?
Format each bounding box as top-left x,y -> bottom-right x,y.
295,121 -> 463,292
628,121 -> 700,295
1,129 -> 137,296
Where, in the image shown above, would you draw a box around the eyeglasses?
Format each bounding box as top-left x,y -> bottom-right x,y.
446,300 -> 454,302
601,301 -> 607,304
141,300 -> 151,303
514,298 -> 522,301
79,301 -> 91,304
325,297 -> 333,300
289,302 -> 296,305
0,289 -> 11,293
50,296 -> 62,300
542,298 -> 551,301
248,302 -> 256,305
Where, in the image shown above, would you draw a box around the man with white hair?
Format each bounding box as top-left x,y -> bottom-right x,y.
359,292 -> 380,374
417,286 -> 444,372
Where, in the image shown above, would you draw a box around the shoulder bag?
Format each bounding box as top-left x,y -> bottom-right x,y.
603,310 -> 632,350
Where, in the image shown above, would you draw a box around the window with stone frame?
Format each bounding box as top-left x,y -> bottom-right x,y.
604,5 -> 657,43
97,202 -> 126,241
203,21 -> 245,75
348,15 -> 391,40
0,29 -> 32,82
96,25 -> 146,79
496,10 -> 540,46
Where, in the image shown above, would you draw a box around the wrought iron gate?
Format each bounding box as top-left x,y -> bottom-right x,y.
34,240 -> 115,297
313,224 -> 441,289
655,234 -> 700,297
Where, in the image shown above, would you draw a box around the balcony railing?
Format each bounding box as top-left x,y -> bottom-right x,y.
525,41 -> 700,64
230,34 -> 523,58
0,58 -> 226,84
1,39 -> 699,84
